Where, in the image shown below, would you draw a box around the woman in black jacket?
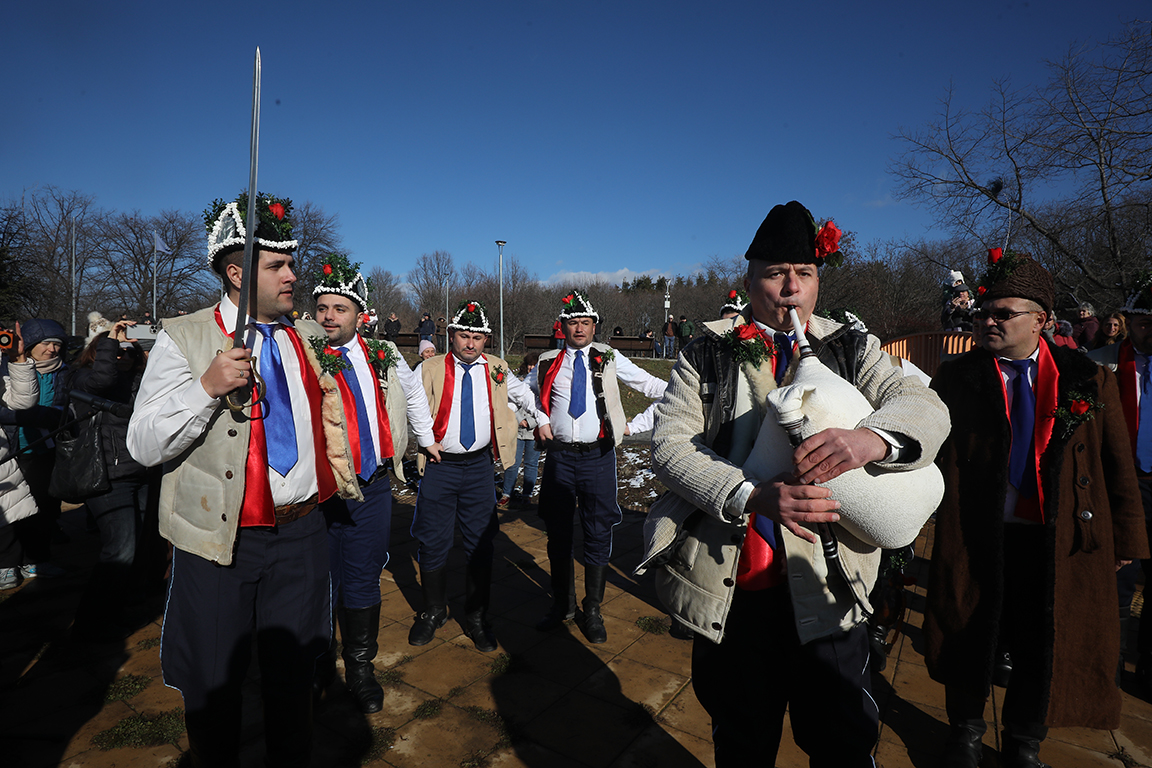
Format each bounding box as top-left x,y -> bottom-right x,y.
66,320 -> 156,640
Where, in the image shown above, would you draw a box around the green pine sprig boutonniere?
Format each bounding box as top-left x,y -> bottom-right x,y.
1052,389 -> 1103,440
589,347 -> 615,371
724,323 -> 775,367
490,364 -> 508,385
309,336 -> 351,377
364,339 -> 399,376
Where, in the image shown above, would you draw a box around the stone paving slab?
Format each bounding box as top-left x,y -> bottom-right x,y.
3,497 -> 1152,767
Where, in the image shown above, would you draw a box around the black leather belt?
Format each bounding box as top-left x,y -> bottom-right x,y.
358,466 -> 389,488
274,493 -> 319,525
436,447 -> 490,463
550,438 -> 613,454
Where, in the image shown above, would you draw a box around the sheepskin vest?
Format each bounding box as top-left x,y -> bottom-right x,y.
536,342 -> 627,445
417,353 -> 518,474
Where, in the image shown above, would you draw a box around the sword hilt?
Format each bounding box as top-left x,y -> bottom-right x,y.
219,351 -> 267,416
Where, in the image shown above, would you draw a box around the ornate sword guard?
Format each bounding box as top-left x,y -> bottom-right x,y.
222,353 -> 267,416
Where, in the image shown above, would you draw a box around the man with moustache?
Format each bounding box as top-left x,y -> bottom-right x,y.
407,300 -> 542,652
312,254 -> 437,713
533,289 -> 666,643
127,194 -> 361,768
925,252 -> 1146,768
646,201 -> 949,767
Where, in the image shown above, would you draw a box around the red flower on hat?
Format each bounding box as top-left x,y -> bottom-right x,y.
269,202 -> 286,220
977,286 -> 987,296
323,264 -> 333,275
814,221 -> 842,260
563,293 -> 575,306
466,302 -> 476,313
734,324 -> 760,342
988,248 -> 1003,265
1070,399 -> 1090,416
728,289 -> 738,300
361,313 -> 370,324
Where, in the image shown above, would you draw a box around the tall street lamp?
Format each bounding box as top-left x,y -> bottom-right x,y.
495,240 -> 506,358
442,266 -> 453,353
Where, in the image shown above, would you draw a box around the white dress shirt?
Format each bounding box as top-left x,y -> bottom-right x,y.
127,296 -> 318,506
533,344 -> 667,443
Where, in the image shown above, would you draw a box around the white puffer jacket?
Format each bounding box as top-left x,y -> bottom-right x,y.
1,360 -> 40,526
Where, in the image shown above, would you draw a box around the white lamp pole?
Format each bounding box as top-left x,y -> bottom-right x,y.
495,240 -> 506,358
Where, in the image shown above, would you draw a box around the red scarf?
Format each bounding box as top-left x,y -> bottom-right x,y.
1116,340 -> 1140,459
432,354 -> 498,459
214,308 -> 336,526
332,340 -> 395,475
995,342 -> 1058,523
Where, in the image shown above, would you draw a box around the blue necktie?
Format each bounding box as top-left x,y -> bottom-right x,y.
569,350 -> 587,419
338,347 -> 378,481
254,323 -> 298,476
1138,357 -> 1152,474
1004,359 -> 1036,496
774,332 -> 792,385
459,362 -> 476,449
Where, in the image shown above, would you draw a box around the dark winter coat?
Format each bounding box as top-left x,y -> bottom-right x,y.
65,338 -> 146,481
924,341 -> 1147,729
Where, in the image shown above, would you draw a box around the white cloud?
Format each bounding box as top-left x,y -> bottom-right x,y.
543,267 -> 672,287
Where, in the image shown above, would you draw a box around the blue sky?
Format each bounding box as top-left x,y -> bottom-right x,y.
4,1 -> 1144,286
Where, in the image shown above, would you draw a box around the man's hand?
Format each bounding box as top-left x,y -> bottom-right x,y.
201,348 -> 253,399
425,442 -> 443,463
537,423 -> 554,443
746,475 -> 841,544
793,427 -> 888,485
1117,559 -> 1132,572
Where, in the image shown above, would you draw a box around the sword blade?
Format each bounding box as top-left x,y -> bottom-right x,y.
232,47 -> 261,348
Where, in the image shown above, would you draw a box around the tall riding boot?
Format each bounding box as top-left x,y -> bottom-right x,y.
463,559 -> 497,652
408,566 -> 448,646
941,719 -> 986,768
339,603 -> 385,713
536,557 -> 576,631
581,563 -> 608,644
1001,723 -> 1051,768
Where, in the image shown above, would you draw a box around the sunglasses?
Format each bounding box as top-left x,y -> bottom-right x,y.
972,309 -> 1039,324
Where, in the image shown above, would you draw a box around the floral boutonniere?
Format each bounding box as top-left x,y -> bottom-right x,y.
308,336 -> 351,377
364,339 -> 399,376
1052,389 -> 1103,440
724,323 -> 775,367
589,347 -> 615,371
490,364 -> 508,385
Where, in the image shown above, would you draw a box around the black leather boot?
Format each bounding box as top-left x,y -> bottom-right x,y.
462,559 -> 497,652
581,563 -> 608,644
313,626 -> 338,707
941,719 -> 985,768
1001,723 -> 1050,768
408,567 -> 448,646
536,557 -> 577,631
339,603 -> 385,713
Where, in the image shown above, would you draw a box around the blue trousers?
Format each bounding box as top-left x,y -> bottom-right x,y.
411,454 -> 498,571
162,510 -> 330,768
502,438 -> 541,498
324,475 -> 392,609
538,444 -> 621,566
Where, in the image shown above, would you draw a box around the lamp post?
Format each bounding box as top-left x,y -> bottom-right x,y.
663,283 -> 671,359
495,240 -> 506,358
442,267 -> 452,353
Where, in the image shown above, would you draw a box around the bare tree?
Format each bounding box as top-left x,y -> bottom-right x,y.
406,250 -> 459,322
367,266 -> 410,323
290,200 -> 344,308
892,20 -> 1152,311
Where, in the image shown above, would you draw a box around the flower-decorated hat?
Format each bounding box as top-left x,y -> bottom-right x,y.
720,288 -> 748,316
744,200 -> 843,267
204,191 -> 298,268
312,253 -> 372,311
447,299 -> 492,334
557,289 -> 600,323
977,248 -> 1054,313
1122,270 -> 1152,316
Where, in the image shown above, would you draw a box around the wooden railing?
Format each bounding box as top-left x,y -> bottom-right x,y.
880,331 -> 974,378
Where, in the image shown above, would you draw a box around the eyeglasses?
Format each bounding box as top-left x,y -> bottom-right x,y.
973,309 -> 1039,324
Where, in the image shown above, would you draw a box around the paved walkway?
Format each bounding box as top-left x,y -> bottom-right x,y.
3,492 -> 1152,767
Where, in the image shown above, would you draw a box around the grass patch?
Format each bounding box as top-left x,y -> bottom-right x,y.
398,654 -> 414,665
414,698 -> 442,719
136,636 -> 161,650
363,725 -> 397,763
447,686 -> 465,699
635,616 -> 669,635
465,706 -> 510,745
105,674 -> 152,702
92,709 -> 185,749
488,653 -> 512,675
375,668 -> 404,686
460,750 -> 492,767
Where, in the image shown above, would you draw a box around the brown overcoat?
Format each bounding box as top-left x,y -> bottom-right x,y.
924,341 -> 1147,729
